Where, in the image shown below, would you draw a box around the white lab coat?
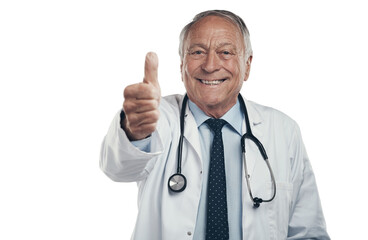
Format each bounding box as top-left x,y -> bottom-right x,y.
100,94 -> 330,240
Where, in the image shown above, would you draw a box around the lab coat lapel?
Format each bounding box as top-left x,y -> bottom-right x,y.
246,100 -> 264,138
242,100 -> 264,177
182,103 -> 202,161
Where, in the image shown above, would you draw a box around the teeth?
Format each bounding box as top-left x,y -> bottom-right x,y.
200,79 -> 224,85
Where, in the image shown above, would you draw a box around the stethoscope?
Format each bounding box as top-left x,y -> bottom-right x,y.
168,94 -> 276,208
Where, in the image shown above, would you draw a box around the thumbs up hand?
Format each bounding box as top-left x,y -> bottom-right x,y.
122,52 -> 161,140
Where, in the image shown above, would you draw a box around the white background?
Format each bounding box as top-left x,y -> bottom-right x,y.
1,0 -> 367,239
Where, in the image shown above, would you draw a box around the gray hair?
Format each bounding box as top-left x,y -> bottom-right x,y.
179,10 -> 253,61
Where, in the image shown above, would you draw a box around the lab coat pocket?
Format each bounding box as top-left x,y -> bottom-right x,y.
266,181 -> 293,240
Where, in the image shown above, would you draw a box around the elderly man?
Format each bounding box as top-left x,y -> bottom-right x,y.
100,10 -> 330,240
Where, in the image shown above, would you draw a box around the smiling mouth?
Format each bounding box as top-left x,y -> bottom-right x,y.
197,78 -> 227,85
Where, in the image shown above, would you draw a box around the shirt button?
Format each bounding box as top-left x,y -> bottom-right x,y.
200,171 -> 203,174
187,231 -> 192,236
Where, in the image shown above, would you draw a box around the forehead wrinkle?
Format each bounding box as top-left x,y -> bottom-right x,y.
184,16 -> 246,57
188,43 -> 207,50
187,30 -> 244,52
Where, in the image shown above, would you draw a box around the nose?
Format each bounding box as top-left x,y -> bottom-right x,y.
202,51 -> 221,73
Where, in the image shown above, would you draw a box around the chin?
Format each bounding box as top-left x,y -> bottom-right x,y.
198,95 -> 223,108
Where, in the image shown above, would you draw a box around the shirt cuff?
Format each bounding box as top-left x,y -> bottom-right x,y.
131,137 -> 152,153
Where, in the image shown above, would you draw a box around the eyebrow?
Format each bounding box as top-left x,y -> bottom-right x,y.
188,42 -> 236,50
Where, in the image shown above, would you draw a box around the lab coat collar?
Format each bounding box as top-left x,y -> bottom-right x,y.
243,99 -> 264,137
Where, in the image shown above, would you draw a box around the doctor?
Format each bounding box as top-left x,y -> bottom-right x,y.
100,10 -> 330,240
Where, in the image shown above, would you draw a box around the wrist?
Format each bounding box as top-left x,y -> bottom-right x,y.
120,110 -> 152,141
119,110 -> 126,130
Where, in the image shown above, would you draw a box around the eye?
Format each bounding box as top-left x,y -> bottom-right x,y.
219,50 -> 234,59
188,49 -> 206,59
192,50 -> 204,55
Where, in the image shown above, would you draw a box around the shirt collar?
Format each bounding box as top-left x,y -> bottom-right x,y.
188,99 -> 244,135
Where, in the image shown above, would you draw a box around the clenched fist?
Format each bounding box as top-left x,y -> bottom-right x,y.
122,52 -> 161,140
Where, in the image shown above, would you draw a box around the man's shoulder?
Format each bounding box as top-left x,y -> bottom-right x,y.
246,99 -> 298,127
157,94 -> 185,119
160,94 -> 184,111
162,94 -> 184,105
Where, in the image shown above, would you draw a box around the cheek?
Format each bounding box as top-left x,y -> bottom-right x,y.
233,59 -> 247,80
181,64 -> 189,82
182,61 -> 198,82
181,65 -> 194,90
224,60 -> 242,78
185,60 -> 197,74
181,61 -> 188,80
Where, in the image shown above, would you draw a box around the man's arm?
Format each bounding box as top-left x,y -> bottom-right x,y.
287,124 -> 330,239
99,109 -> 163,182
99,52 -> 163,182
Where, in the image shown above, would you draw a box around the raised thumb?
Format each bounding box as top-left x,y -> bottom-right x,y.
143,52 -> 159,87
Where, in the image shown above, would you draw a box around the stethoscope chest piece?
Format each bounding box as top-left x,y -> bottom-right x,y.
168,173 -> 187,192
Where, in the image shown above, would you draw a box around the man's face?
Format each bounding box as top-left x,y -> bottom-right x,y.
181,15 -> 252,118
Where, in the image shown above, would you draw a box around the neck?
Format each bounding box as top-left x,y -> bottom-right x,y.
195,99 -> 237,119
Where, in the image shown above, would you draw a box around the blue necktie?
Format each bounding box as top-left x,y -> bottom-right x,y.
205,118 -> 229,240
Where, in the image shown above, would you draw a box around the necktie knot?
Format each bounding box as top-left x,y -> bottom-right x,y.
205,118 -> 227,134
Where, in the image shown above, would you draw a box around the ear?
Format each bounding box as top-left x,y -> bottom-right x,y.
244,55 -> 253,82
180,61 -> 184,81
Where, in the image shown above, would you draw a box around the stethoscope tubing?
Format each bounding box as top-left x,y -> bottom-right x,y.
167,95 -> 188,192
176,94 -> 188,174
238,95 -> 277,207
168,93 -> 277,208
